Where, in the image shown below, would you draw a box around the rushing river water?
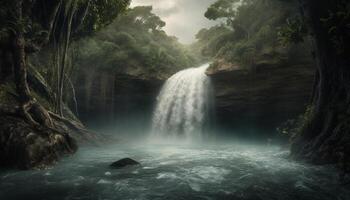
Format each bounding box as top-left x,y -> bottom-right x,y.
0,141 -> 349,200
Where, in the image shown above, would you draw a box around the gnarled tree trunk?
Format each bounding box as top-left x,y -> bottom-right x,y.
11,0 -> 53,128
291,0 -> 350,165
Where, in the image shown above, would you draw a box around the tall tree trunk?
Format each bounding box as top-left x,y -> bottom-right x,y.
66,74 -> 79,117
291,0 -> 350,164
12,0 -> 31,104
11,0 -> 53,128
57,1 -> 77,117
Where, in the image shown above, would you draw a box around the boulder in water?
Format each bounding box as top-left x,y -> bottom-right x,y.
110,158 -> 140,169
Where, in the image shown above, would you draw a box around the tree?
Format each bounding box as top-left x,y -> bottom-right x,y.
200,0 -> 299,67
205,0 -> 241,27
116,6 -> 166,32
77,0 -> 131,36
74,6 -> 195,81
291,0 -> 350,164
0,0 -> 129,127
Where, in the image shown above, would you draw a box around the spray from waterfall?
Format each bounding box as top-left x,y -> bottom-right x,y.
151,63 -> 213,142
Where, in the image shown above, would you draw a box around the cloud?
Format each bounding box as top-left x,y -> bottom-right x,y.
130,0 -> 219,44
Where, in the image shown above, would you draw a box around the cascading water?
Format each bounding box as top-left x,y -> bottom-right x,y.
151,63 -> 213,142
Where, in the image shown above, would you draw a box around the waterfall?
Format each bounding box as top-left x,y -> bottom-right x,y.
151,63 -> 213,142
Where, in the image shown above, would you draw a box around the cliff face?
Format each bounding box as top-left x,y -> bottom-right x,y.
75,51 -> 315,137
74,69 -> 164,128
207,59 -> 315,134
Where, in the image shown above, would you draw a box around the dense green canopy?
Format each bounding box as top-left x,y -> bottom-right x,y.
197,0 -> 307,68
75,6 -> 197,78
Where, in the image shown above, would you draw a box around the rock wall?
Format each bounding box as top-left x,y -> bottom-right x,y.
75,54 -> 314,137
207,59 -> 315,135
75,69 -> 164,128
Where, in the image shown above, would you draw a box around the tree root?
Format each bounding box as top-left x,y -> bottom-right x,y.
48,111 -> 101,141
21,99 -> 53,128
48,111 -> 84,131
1,100 -> 98,143
1,99 -> 58,132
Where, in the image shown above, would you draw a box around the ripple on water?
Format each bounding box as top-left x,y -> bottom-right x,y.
156,172 -> 178,180
97,179 -> 113,185
0,143 -> 349,200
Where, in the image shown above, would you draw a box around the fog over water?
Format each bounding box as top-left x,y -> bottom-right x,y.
1,141 -> 348,200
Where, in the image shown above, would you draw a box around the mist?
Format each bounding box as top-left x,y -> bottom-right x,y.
0,0 -> 349,199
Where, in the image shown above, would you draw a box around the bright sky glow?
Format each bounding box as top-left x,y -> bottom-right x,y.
130,0 -> 219,44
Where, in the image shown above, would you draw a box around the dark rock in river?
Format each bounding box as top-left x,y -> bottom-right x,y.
110,158 -> 140,169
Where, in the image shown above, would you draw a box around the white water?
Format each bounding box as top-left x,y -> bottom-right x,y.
151,63 -> 213,142
1,142 -> 348,200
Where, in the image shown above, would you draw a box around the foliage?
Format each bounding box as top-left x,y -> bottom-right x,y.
277,17 -> 308,46
277,106 -> 314,140
78,0 -> 131,36
320,0 -> 350,55
196,0 -> 305,68
194,25 -> 232,57
204,0 -> 241,27
0,0 -> 130,118
74,6 -> 197,78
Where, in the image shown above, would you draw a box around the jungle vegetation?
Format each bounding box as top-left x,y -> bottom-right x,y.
196,0 -> 350,165
194,0 -> 310,68
73,6 -> 198,79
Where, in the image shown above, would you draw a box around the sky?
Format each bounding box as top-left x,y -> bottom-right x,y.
130,0 -> 219,44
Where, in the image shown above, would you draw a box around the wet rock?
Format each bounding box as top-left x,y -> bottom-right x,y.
75,70 -> 164,127
0,116 -> 77,170
110,158 -> 140,169
207,57 -> 314,132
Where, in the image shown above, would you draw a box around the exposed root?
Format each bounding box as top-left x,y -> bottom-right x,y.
1,101 -> 100,144
48,111 -> 101,143
48,111 -> 85,131
22,101 -> 40,127
19,99 -> 53,129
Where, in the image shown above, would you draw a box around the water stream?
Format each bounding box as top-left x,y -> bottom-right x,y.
0,142 -> 348,200
151,63 -> 213,142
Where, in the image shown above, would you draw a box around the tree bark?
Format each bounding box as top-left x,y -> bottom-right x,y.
12,0 -> 31,104
44,0 -> 63,43
66,74 -> 79,117
57,1 -> 77,117
11,0 -> 53,128
291,0 -> 350,164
